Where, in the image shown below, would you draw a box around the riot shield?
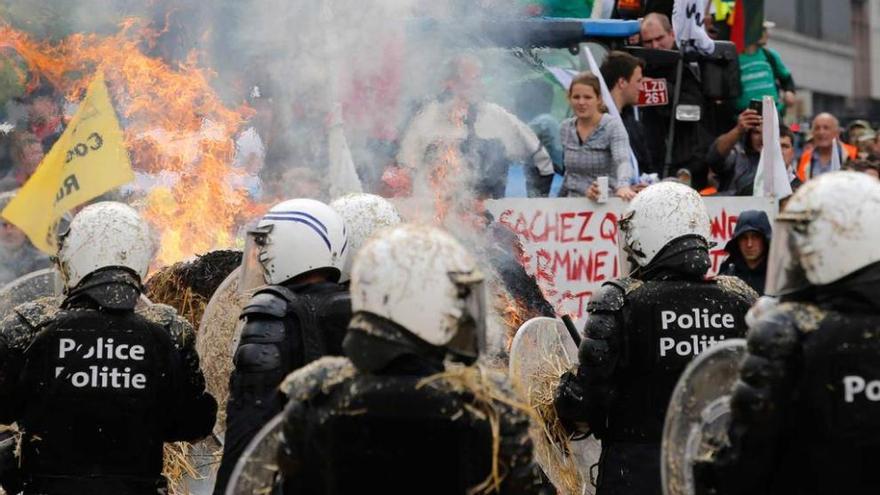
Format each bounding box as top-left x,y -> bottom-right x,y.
168,435 -> 223,495
0,268 -> 62,318
509,316 -> 599,495
661,339 -> 747,495
196,266 -> 251,439
225,413 -> 284,495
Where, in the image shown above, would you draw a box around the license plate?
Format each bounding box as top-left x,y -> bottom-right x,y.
638,78 -> 668,107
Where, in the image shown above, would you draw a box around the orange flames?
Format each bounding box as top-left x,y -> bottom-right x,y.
497,290 -> 529,352
1,20 -> 265,266
429,144 -> 466,223
427,100 -> 471,223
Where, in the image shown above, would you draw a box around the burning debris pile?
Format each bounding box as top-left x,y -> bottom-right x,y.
145,249 -> 243,328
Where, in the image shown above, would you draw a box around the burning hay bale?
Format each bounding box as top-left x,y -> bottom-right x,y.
145,250 -> 243,329
483,222 -> 556,353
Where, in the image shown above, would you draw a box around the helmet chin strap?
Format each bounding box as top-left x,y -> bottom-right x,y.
632,235 -> 710,280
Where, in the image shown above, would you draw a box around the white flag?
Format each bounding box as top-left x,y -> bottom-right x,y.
327,103 -> 363,198
753,96 -> 792,198
582,47 -> 640,182
829,138 -> 842,173
672,0 -> 715,55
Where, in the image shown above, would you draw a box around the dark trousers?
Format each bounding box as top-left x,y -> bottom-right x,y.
596,441 -> 662,495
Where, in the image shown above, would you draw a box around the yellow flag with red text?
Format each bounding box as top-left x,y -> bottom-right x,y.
1,72 -> 134,253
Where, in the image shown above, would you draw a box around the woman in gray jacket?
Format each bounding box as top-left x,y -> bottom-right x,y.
560,72 -> 636,200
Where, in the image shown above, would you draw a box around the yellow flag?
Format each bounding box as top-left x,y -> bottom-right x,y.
1,72 -> 134,253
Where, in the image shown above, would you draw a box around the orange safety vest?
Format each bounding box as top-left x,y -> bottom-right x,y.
796,142 -> 858,182
700,186 -> 718,196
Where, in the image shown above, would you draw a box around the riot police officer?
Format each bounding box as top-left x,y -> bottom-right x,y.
275,224 -> 544,494
554,182 -> 757,494
214,198 -> 351,494
0,202 -> 217,495
693,171 -> 880,495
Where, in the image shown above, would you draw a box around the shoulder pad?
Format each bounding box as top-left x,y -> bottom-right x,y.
606,277 -> 643,295
775,302 -> 827,334
137,303 -> 195,346
1,300 -> 56,352
714,275 -> 759,305
241,287 -> 291,319
137,302 -> 178,327
280,356 -> 356,402
586,281 -> 628,313
12,297 -> 61,330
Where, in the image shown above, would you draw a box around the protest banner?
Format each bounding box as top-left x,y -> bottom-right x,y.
487,196 -> 777,322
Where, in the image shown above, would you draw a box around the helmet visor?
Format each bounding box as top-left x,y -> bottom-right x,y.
764,219 -> 811,296
617,227 -> 636,277
446,271 -> 487,364
239,223 -> 271,294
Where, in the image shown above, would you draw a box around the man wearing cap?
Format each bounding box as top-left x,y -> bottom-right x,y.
719,210 -> 772,295
846,119 -> 874,149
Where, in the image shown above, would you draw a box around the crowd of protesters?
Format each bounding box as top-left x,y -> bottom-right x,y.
1,5 -> 879,289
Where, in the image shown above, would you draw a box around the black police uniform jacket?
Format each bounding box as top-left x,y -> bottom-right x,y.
276,315 -> 546,495
555,240 -> 757,495
214,281 -> 351,494
0,271 -> 217,495
696,262 -> 880,495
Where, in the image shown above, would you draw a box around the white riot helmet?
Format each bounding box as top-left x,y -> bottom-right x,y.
56,202 -> 154,290
618,181 -> 711,268
766,171 -> 880,295
330,193 -> 403,283
351,224 -> 485,360
245,198 -> 348,286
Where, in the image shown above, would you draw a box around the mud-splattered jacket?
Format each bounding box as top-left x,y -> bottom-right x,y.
695,264 -> 880,495
0,271 -> 216,495
276,316 -> 545,495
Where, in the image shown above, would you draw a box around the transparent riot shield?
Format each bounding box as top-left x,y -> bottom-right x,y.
225,413 -> 284,495
196,266 -> 251,440
509,316 -> 599,495
0,268 -> 63,318
661,339 -> 747,495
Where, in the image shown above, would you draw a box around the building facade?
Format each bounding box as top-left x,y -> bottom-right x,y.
765,0 -> 879,123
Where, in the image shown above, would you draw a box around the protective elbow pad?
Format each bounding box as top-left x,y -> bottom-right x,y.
239,319 -> 286,344
234,343 -> 282,372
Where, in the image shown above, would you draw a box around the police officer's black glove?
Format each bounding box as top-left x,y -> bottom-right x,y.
692,449 -> 748,495
553,370 -> 590,437
692,459 -> 722,495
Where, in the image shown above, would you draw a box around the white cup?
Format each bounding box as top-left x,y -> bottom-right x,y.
596,176 -> 609,203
